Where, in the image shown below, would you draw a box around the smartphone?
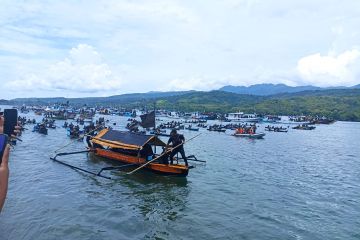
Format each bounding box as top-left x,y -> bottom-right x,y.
4,109 -> 18,136
0,134 -> 8,164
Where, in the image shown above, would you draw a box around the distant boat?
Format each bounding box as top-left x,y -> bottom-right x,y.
33,124 -> 48,135
167,111 -> 181,119
232,126 -> 264,138
310,117 -> 335,124
281,116 -> 310,125
185,125 -> 200,131
265,126 -> 288,132
292,124 -> 316,130
232,132 -> 265,139
207,126 -> 226,132
262,115 -> 281,123
226,112 -> 261,122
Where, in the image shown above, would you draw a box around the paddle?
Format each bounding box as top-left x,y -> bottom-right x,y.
127,133 -> 201,175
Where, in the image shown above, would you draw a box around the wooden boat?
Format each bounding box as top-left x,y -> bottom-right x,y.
265,126 -> 288,132
232,132 -> 265,139
262,115 -> 282,123
185,126 -> 200,131
67,128 -> 84,138
226,112 -> 261,122
88,129 -> 190,176
292,124 -> 316,130
33,124 -> 48,135
149,130 -> 170,137
207,126 -> 226,132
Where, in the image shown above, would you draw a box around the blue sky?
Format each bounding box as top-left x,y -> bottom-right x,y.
0,0 -> 360,99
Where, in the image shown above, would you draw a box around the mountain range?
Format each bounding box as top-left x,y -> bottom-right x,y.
219,83 -> 360,95
5,84 -> 360,105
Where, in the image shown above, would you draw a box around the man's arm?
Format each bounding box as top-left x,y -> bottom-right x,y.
166,136 -> 173,148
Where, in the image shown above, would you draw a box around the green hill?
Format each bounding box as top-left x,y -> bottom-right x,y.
7,89 -> 360,121
152,89 -> 360,121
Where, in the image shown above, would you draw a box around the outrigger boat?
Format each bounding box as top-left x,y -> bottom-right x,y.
232,127 -> 265,139
232,132 -> 265,139
87,129 -> 191,176
51,112 -> 203,179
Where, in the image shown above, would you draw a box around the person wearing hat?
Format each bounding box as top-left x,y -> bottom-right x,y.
166,129 -> 188,166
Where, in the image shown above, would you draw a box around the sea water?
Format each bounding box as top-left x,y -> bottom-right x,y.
0,108 -> 359,240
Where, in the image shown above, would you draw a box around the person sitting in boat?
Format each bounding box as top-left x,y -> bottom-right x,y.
166,129 -> 188,166
140,144 -> 154,161
235,127 -> 243,134
252,124 -> 257,133
158,147 -> 170,164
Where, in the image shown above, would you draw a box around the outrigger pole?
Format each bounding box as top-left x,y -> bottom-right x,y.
51,149 -> 141,179
127,133 -> 202,175
50,150 -> 113,179
51,150 -> 138,180
182,155 -> 206,163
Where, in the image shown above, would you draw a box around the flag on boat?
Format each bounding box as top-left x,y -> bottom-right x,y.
140,111 -> 155,128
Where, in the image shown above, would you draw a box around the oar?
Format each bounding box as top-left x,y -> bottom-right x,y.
127,133 -> 201,175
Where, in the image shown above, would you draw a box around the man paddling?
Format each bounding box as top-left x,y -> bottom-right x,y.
166,129 -> 188,166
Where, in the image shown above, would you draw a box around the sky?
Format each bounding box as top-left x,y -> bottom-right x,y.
0,0 -> 360,99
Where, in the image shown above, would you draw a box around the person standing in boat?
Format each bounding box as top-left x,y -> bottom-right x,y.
167,129 -> 188,166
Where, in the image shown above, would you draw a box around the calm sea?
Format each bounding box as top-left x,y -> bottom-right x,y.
0,106 -> 359,240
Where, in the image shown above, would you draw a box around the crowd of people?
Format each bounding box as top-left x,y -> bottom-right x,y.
235,123 -> 257,134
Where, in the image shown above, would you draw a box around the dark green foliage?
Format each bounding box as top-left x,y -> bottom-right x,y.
152,89 -> 360,121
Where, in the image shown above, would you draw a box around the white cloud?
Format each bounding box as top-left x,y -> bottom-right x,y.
297,49 -> 360,86
1,0 -> 360,98
163,77 -> 217,91
162,75 -> 249,91
7,44 -> 122,93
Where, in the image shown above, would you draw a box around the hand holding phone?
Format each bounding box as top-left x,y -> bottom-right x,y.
0,134 -> 8,165
4,109 -> 18,137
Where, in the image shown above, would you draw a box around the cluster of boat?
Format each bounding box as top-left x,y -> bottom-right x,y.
12,104 -> 338,179
18,117 -> 57,135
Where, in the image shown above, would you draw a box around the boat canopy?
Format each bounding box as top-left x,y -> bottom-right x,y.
91,129 -> 166,150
